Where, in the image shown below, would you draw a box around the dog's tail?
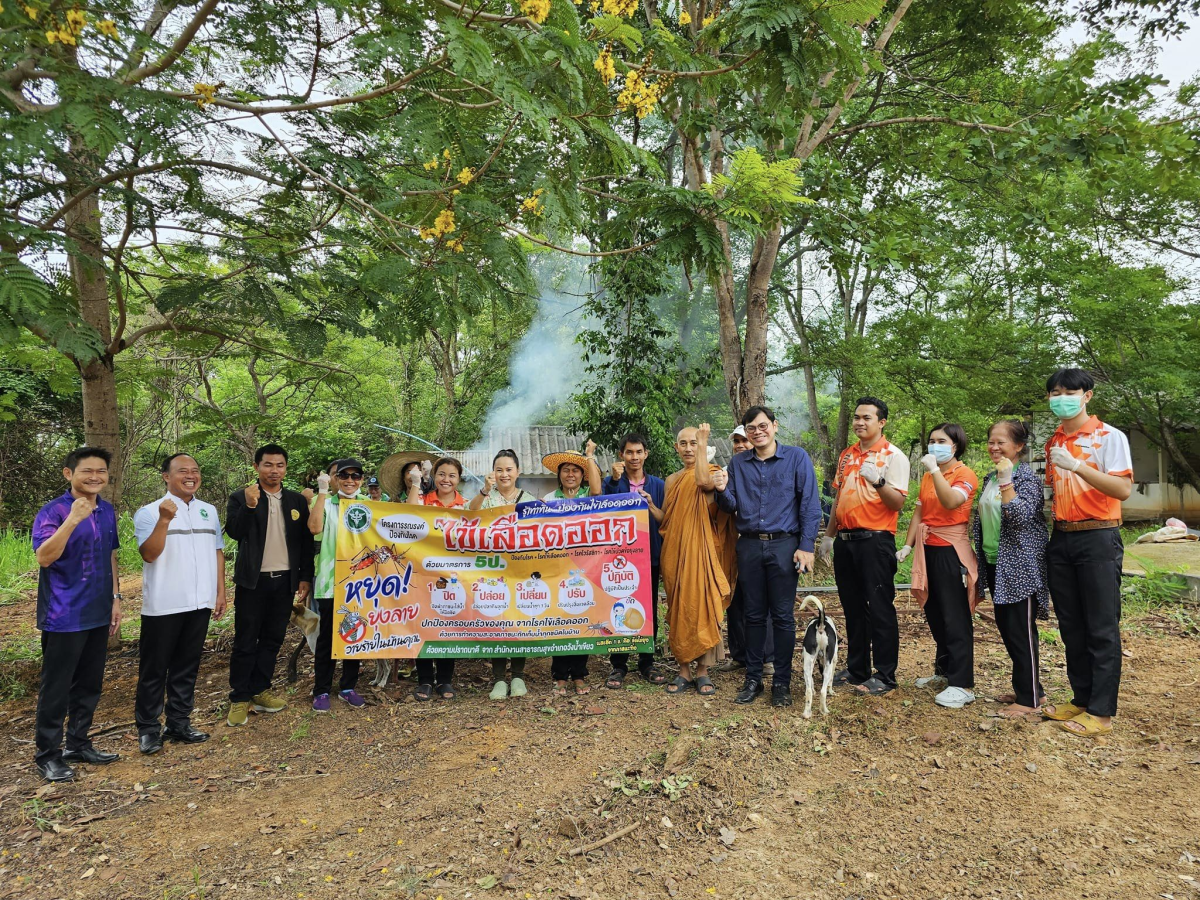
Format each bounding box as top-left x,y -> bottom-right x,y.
798,594 -> 826,632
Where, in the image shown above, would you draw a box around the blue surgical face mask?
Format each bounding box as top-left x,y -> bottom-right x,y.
1049,394 -> 1084,419
928,444 -> 955,463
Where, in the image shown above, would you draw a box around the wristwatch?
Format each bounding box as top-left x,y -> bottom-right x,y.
115,592 -> 124,601
873,476 -> 886,489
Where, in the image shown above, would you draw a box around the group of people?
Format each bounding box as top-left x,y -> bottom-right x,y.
27,367 -> 1132,782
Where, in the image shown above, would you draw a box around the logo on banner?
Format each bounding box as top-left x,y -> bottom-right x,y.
557,569 -> 595,614
344,504 -> 372,534
601,555 -> 639,598
515,573 -> 551,617
338,608 -> 367,644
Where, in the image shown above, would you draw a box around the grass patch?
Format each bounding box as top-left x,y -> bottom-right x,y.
1122,560 -> 1197,635
0,528 -> 37,605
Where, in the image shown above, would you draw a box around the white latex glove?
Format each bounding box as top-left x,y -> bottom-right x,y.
995,457 -> 1014,486
818,535 -> 835,562
317,472 -> 331,494
859,460 -> 883,485
896,545 -> 912,562
1049,446 -> 1081,473
920,454 -> 939,474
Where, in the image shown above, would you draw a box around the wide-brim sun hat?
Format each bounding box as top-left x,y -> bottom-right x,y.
542,451 -> 590,477
379,450 -> 438,499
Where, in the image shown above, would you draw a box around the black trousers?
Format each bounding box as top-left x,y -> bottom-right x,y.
1046,527 -> 1123,717
229,575 -> 294,702
736,535 -> 799,685
415,658 -> 456,685
551,654 -> 589,681
35,625 -> 109,765
610,564 -> 660,675
314,597 -> 361,697
921,545 -> 974,689
726,582 -> 774,663
985,562 -> 1044,707
833,532 -> 899,686
135,608 -> 211,736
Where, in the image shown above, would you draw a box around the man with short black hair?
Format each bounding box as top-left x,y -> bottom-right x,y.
1041,368 -> 1132,738
603,433 -> 667,687
818,397 -> 910,696
225,444 -> 313,726
714,406 -> 822,707
720,424 -> 773,672
31,447 -> 123,781
133,454 -> 225,753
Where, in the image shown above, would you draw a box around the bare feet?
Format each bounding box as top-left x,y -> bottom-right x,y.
999,702 -> 1039,719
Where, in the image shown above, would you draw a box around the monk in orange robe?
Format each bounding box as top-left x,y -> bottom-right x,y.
649,424 -> 732,696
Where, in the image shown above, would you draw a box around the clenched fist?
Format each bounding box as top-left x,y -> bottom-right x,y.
158,498 -> 178,521
611,461 -> 625,480
697,422 -> 711,442
995,457 -> 1014,485
317,471 -> 331,494
920,454 -> 939,474
1049,446 -> 1081,473
482,472 -> 496,493
712,468 -> 729,491
585,439 -> 597,457
859,460 -> 883,486
67,496 -> 94,524
244,482 -> 261,508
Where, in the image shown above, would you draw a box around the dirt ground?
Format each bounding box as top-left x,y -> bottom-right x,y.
1,583 -> 1198,900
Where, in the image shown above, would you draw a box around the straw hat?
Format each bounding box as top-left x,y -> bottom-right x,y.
379,450 -> 438,499
542,451 -> 590,481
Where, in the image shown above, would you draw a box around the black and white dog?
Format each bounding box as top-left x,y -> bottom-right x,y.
798,595 -> 838,719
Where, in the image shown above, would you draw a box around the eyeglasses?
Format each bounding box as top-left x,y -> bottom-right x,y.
340,472 -> 364,481
744,423 -> 773,434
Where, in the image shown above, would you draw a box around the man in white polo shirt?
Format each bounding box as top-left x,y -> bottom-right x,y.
133,453 -> 226,754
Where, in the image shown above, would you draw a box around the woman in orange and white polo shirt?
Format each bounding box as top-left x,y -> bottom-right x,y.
898,424 -> 979,709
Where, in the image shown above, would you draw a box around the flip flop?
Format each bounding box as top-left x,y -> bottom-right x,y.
695,676 -> 716,696
1042,702 -> 1086,721
605,669 -> 627,690
665,675 -> 694,695
573,680 -> 591,696
640,666 -> 668,685
413,683 -> 434,702
552,682 -> 568,697
1056,711 -> 1113,738
435,683 -> 456,701
854,677 -> 895,696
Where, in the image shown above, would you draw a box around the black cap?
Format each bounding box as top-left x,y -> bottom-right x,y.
366,476 -> 380,487
335,458 -> 364,475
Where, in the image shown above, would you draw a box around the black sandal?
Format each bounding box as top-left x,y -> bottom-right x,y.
665,675 -> 694,695
695,675 -> 716,696
436,683 -> 456,700
640,666 -> 667,685
414,683 -> 434,702
605,669 -> 627,690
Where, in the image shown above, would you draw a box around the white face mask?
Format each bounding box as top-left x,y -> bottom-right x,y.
338,489 -> 358,499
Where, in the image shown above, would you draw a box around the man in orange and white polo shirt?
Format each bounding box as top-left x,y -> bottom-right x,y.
817,397 -> 910,695
1041,368 -> 1132,738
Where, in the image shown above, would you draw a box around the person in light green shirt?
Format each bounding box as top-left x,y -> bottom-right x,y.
306,459 -> 367,713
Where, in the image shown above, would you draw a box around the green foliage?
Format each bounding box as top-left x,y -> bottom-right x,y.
0,529 -> 36,606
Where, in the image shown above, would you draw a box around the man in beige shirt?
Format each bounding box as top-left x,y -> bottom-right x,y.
224,444 -> 313,727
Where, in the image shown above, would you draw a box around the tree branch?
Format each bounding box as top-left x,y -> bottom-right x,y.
123,0 -> 223,85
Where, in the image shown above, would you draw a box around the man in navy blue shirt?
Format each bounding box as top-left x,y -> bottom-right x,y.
715,407 -> 821,706
31,447 -> 123,781
602,433 -> 667,687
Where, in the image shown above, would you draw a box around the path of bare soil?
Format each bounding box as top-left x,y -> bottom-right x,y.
0,584 -> 1198,900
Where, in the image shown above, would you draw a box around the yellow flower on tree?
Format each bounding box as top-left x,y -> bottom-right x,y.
65,8 -> 85,32
442,148 -> 452,160
456,167 -> 475,185
433,208 -> 456,236
678,9 -> 691,25
423,157 -> 440,171
519,188 -> 545,216
702,13 -> 715,26
97,19 -> 119,38
24,5 -> 38,20
593,44 -> 615,84
616,69 -> 664,119
601,0 -> 637,16
519,0 -> 551,22
447,238 -> 465,253
194,83 -> 218,108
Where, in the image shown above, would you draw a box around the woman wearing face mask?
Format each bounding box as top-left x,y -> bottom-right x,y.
898,424 -> 979,709
972,420 -> 1049,718
469,450 -> 537,700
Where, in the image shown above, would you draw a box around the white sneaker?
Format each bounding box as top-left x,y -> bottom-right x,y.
915,674 -> 948,690
489,680 -> 509,701
509,677 -> 527,698
934,686 -> 975,709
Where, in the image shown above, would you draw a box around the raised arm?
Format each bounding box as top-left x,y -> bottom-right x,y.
694,424 -> 716,491
584,440 -> 603,496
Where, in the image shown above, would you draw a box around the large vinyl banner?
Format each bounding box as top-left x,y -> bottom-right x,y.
332,495 -> 655,659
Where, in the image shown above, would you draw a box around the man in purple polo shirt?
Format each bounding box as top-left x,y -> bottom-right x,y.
32,447 -> 123,782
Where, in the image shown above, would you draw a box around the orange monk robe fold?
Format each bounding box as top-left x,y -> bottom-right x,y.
909,521 -> 980,611
660,466 -> 731,666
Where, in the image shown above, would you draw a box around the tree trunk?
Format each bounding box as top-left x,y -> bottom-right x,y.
1157,415 -> 1200,496
65,137 -> 122,506
792,253 -> 833,470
